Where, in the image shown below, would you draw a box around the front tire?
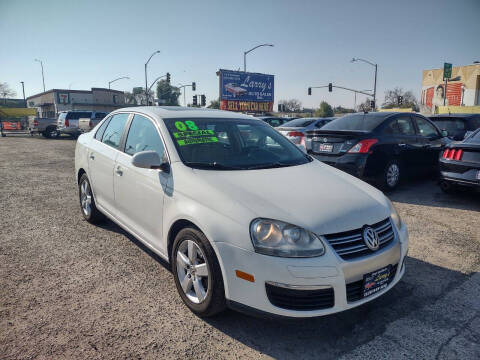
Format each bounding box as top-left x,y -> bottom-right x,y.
172,228 -> 226,317
78,174 -> 105,224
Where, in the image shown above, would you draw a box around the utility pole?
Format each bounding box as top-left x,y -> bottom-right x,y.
351,58 -> 377,110
243,44 -> 274,72
20,81 -> 26,107
35,59 -> 45,92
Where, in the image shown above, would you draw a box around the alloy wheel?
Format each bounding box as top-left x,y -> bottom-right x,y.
80,180 -> 92,217
176,240 -> 209,303
386,163 -> 400,187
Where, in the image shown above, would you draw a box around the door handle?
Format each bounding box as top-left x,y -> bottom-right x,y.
89,153 -> 95,160
115,166 -> 123,176
398,143 -> 406,147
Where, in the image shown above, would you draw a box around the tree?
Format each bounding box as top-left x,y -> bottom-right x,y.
382,87 -> 418,110
208,98 -> 220,109
124,91 -> 137,105
0,82 -> 16,104
156,80 -> 180,106
333,106 -> 355,114
315,101 -> 334,117
278,99 -> 302,112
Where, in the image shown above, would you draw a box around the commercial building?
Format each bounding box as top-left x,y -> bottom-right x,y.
421,63 -> 480,114
26,88 -> 126,118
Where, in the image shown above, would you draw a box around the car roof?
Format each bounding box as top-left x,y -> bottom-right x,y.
111,106 -> 256,120
430,113 -> 478,119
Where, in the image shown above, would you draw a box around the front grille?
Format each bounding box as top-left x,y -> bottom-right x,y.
265,283 -> 334,311
323,218 -> 395,260
346,263 -> 398,302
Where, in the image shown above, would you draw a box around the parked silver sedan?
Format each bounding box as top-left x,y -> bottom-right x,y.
277,117 -> 334,147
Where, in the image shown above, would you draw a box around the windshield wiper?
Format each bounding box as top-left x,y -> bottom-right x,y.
184,162 -> 243,170
246,162 -> 294,170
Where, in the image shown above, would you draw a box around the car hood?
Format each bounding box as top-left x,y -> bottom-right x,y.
173,160 -> 390,236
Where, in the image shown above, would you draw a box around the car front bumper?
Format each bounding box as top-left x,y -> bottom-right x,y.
215,221 -> 408,318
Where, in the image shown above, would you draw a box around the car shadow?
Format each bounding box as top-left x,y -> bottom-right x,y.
93,219 -> 474,359
202,257 -> 472,359
96,220 -> 171,272
387,178 -> 480,212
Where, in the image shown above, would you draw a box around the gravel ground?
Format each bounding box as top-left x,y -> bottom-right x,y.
1,136 -> 479,359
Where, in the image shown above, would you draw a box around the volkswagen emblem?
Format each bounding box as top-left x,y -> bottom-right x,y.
363,227 -> 379,251
323,137 -> 328,142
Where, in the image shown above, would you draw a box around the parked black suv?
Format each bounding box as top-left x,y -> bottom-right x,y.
429,113 -> 480,141
306,112 -> 450,190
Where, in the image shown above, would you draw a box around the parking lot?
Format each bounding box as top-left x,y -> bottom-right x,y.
0,136 -> 479,359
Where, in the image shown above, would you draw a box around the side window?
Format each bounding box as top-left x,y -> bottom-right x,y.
101,113 -> 129,149
383,120 -> 399,135
396,116 -> 415,136
124,114 -> 165,158
95,117 -> 111,140
414,116 -> 439,138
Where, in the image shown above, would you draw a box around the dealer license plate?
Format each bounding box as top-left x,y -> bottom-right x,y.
314,143 -> 333,153
363,265 -> 391,298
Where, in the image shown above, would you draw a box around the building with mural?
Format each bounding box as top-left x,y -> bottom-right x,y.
421,63 -> 480,114
26,88 -> 126,118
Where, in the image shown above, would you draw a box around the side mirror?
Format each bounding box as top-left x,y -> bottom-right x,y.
296,143 -> 307,154
131,150 -> 170,173
441,129 -> 448,138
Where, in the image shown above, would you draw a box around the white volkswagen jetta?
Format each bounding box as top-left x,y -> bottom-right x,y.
75,107 -> 408,318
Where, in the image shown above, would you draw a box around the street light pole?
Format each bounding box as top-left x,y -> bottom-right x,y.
109,76 -> 130,90
351,57 -> 377,110
34,59 -> 45,92
243,43 -> 274,72
20,81 -> 26,107
145,50 -> 161,105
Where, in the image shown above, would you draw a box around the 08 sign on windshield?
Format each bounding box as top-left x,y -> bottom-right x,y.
173,121 -> 218,146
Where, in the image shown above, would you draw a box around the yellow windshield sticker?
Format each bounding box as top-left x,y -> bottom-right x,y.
177,137 -> 218,146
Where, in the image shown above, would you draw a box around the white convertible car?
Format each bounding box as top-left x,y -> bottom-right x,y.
75,106 -> 408,318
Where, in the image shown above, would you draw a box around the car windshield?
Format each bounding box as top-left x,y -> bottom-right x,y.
281,118 -> 316,127
163,117 -> 312,170
321,113 -> 389,131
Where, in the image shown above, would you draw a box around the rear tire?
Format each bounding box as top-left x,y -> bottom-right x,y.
172,227 -> 226,317
78,174 -> 105,224
44,126 -> 59,139
381,159 -> 401,191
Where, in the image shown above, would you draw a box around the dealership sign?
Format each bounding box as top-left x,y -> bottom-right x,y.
218,69 -> 274,112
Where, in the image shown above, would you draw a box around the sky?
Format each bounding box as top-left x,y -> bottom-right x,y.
1,0 -> 479,109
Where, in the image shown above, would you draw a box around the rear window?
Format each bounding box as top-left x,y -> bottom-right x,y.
322,113 -> 389,131
282,118 -> 316,127
66,112 -> 92,120
430,118 -> 466,132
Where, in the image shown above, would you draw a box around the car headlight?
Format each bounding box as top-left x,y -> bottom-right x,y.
250,219 -> 325,257
387,199 -> 402,229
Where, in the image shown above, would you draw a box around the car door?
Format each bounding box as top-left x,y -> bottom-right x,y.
88,113 -> 130,214
113,113 -> 170,251
392,115 -> 423,174
412,115 -> 443,171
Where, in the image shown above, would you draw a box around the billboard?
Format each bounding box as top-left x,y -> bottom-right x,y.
421,64 -> 480,114
218,69 -> 274,112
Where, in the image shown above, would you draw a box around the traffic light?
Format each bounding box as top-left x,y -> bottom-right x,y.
201,95 -> 206,107
370,100 -> 375,109
192,82 -> 196,91
328,83 -> 333,92
398,96 -> 403,105
193,95 -> 197,106
308,87 -> 312,95
166,72 -> 170,84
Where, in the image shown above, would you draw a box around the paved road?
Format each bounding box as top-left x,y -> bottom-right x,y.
1,136 -> 479,359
